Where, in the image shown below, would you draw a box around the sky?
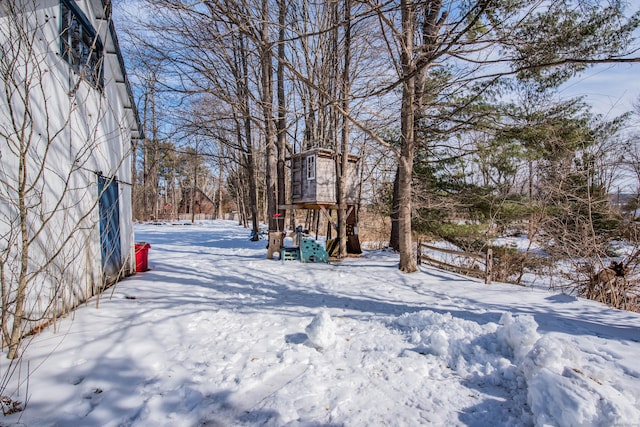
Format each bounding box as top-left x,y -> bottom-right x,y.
2,221 -> 640,426
558,0 -> 640,121
560,63 -> 640,121
111,0 -> 640,122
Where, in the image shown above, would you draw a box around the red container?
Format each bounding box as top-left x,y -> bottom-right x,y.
135,242 -> 151,272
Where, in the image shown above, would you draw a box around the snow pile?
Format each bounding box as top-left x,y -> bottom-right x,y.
497,312 -> 540,360
393,310 -> 640,426
523,337 -> 640,426
305,310 -> 336,350
394,310 -> 530,425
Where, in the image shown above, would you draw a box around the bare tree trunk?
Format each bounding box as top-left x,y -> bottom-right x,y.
398,0 -> 418,272
144,77 -> 160,221
131,125 -> 139,221
337,0 -> 351,259
276,0 -> 287,231
190,150 -> 197,223
261,0 -> 278,235
389,167 -> 400,251
141,90 -> 150,219
396,0 -> 445,272
7,145 -> 30,360
237,34 -> 260,240
216,157 -> 224,219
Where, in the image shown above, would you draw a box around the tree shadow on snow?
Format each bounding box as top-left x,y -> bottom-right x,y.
129,261 -> 431,320
130,225 -> 640,344
197,389 -> 343,427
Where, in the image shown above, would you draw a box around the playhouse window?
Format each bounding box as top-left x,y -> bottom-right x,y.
60,0 -> 104,90
306,155 -> 316,180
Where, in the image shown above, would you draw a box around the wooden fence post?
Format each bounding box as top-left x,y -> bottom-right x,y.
416,239 -> 422,266
485,248 -> 493,284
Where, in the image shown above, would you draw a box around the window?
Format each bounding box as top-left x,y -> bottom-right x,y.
60,0 -> 104,89
306,155 -> 316,181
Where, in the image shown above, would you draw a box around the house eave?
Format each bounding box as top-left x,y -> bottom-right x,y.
91,0 -> 144,141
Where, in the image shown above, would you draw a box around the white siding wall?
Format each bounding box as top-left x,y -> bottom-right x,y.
0,0 -> 135,335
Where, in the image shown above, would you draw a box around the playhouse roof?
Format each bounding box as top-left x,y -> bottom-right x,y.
290,147 -> 359,162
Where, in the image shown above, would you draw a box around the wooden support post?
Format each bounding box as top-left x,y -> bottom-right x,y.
346,205 -> 362,254
305,210 -> 312,231
267,231 -> 284,260
345,205 -> 354,219
318,206 -> 334,223
485,248 -> 493,284
416,239 -> 422,266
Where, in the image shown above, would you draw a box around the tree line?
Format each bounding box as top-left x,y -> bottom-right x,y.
120,0 -> 640,281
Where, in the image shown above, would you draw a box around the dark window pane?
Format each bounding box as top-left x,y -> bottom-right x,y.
59,1 -> 103,90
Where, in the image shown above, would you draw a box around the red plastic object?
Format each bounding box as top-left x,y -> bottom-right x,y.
135,242 -> 151,272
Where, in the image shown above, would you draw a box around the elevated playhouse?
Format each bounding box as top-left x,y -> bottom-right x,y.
269,148 -> 362,262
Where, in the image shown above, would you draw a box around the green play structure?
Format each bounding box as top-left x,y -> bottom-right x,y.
280,229 -> 329,264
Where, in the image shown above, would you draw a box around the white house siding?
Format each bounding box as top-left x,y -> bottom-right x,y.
0,0 -> 138,337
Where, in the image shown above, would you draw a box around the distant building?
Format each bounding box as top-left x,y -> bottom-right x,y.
610,192 -> 637,210
179,188 -> 216,215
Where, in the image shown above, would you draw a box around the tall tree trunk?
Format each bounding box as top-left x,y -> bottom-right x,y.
238,34 -> 260,240
190,151 -> 197,223
276,0 -> 287,231
396,0 -> 444,272
261,0 -> 278,233
216,158 -> 223,219
148,79 -> 160,220
398,96 -> 417,272
141,90 -> 150,219
131,122 -> 139,220
398,0 -> 418,272
337,0 -> 351,258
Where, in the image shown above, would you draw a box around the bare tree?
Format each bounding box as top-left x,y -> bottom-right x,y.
336,0 -> 352,258
260,0 -> 279,234
125,1 -> 266,236
276,0 -> 288,230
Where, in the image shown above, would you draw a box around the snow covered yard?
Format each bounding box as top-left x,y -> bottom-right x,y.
3,220 -> 640,426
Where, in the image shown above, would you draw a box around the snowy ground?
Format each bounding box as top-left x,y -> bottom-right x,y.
3,220 -> 640,426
